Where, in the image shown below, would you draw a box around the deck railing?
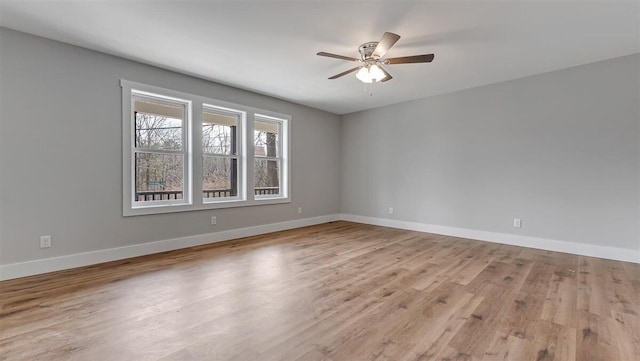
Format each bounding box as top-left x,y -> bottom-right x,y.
136,191 -> 183,202
253,187 -> 279,196
136,187 -> 279,201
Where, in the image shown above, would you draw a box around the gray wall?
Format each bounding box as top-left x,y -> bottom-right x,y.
341,54 -> 640,251
1,27 -> 638,267
0,28 -> 341,264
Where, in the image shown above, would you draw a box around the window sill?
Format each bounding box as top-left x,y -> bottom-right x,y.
123,197 -> 291,217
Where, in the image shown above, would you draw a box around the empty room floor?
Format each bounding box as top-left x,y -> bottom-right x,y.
1,221 -> 639,361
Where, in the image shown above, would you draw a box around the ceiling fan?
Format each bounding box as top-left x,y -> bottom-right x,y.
317,32 -> 434,83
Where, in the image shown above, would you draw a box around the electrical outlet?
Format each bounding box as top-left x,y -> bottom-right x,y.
210,216 -> 217,225
297,207 -> 302,215
40,235 -> 51,248
513,218 -> 522,228
388,207 -> 394,214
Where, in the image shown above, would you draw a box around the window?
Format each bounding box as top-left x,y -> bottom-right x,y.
121,80 -> 290,216
202,106 -> 243,201
132,92 -> 190,207
254,116 -> 286,198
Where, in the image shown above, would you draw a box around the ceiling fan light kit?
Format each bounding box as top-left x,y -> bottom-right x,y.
356,64 -> 385,83
317,32 -> 434,88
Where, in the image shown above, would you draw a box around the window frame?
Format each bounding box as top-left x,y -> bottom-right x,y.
253,114 -> 288,200
121,80 -> 291,216
202,104 -> 245,204
131,91 -> 191,208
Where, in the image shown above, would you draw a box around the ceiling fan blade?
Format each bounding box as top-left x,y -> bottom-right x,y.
329,66 -> 361,79
372,32 -> 401,58
317,52 -> 360,62
385,54 -> 435,65
380,66 -> 393,82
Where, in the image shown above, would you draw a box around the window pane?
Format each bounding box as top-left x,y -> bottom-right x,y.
254,120 -> 279,157
254,159 -> 280,196
203,156 -> 238,198
203,109 -> 238,155
134,97 -> 183,150
135,152 -> 184,202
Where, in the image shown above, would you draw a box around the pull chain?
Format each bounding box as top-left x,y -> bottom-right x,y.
363,80 -> 376,96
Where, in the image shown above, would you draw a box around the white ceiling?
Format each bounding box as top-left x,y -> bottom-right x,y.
1,1 -> 638,115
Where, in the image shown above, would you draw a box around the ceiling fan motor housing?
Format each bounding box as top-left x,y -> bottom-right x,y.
359,42 -> 380,60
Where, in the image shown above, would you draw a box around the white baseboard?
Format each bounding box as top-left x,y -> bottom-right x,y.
338,214 -> 640,264
2,213 -> 637,280
0,214 -> 340,281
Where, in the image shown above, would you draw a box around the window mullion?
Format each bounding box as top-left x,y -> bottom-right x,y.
246,111 -> 256,200
192,99 -> 203,206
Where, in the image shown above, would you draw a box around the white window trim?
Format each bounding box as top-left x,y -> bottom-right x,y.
121,79 -> 291,216
130,91 -> 192,209
253,114 -> 289,201
202,104 -> 246,204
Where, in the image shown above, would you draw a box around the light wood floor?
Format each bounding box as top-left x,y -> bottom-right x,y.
1,221 -> 639,361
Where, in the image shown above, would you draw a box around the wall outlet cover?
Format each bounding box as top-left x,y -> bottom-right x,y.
40,235 -> 52,248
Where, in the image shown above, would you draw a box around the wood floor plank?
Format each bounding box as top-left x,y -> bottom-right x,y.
1,221 -> 639,361
576,311 -> 621,361
448,282 -> 510,358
